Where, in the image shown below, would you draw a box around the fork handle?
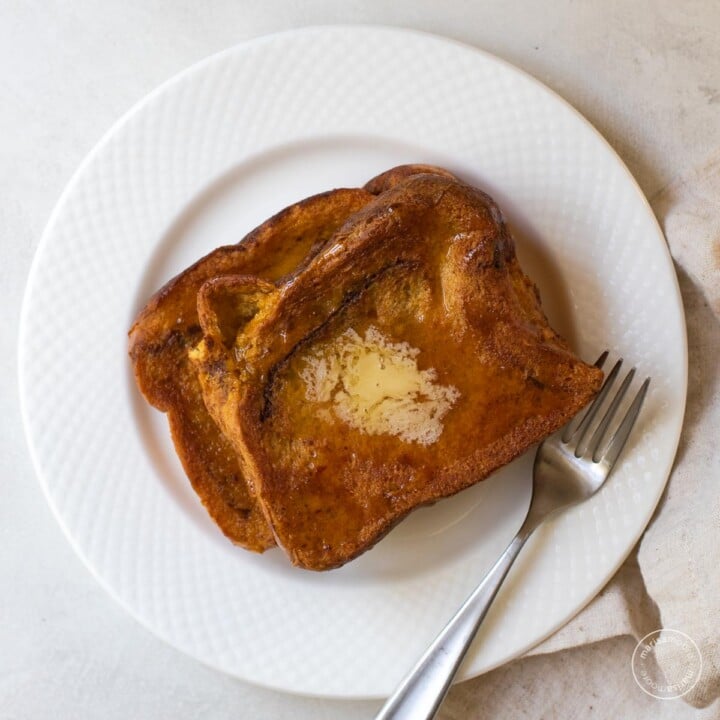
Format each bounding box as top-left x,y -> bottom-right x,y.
374,528 -> 532,720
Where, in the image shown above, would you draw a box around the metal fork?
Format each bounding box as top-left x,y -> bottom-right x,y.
375,353 -> 650,720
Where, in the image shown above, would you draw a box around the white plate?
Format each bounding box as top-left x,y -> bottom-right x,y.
19,26 -> 686,698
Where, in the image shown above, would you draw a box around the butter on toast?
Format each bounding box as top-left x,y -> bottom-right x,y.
128,187 -> 374,551
190,172 -> 604,570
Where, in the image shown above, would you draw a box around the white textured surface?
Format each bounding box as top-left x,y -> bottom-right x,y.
18,25 -> 685,698
4,2 -> 719,718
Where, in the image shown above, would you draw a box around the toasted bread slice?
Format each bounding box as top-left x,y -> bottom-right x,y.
128,187 -> 374,551
127,165 -> 452,552
191,173 -> 603,570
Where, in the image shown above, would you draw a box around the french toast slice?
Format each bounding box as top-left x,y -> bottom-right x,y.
191,172 -> 604,570
128,187 -> 374,551
127,165 -> 453,552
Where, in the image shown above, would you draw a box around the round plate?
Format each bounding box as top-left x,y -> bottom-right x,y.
19,26 -> 686,698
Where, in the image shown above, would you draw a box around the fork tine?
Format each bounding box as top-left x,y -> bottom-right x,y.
568,358 -> 623,452
598,377 -> 650,468
594,350 -> 609,370
561,351 -> 610,442
586,367 -> 636,459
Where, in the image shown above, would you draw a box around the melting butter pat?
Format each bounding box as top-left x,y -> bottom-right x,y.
300,326 -> 459,445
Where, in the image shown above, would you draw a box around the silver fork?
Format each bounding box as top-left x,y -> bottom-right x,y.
375,353 -> 650,720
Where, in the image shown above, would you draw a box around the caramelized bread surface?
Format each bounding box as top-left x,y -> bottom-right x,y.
191,173 -> 603,569
128,188 -> 374,551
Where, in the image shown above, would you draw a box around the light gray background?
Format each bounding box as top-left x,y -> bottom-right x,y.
3,2 -> 718,718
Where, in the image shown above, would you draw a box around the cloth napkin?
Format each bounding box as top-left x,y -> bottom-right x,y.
439,152 -> 720,716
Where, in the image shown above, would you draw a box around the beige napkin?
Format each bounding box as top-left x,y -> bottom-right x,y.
439,152 -> 720,716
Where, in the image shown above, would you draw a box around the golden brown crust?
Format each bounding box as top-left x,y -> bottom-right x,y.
192,172 -> 604,570
363,164 -> 458,194
128,188 -> 374,551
